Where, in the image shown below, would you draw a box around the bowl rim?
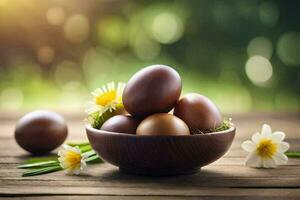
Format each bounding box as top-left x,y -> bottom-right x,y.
86,124 -> 236,137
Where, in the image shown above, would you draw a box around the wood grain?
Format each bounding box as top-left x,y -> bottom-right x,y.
0,113 -> 300,199
1,196 -> 299,200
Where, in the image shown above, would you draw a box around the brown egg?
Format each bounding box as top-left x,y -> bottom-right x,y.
174,93 -> 222,133
122,65 -> 182,117
15,110 -> 68,154
136,113 -> 190,136
101,115 -> 141,134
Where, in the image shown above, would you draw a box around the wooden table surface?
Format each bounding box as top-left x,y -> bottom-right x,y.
0,113 -> 300,199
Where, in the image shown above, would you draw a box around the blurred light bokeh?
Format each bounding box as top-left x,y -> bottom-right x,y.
0,0 -> 299,113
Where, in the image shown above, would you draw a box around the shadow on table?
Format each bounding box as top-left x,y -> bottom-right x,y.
83,165 -> 237,187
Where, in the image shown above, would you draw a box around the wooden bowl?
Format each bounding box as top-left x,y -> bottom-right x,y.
86,125 -> 235,176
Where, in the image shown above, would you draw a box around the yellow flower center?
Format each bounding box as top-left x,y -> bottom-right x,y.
95,91 -> 116,106
256,139 -> 277,159
65,151 -> 82,169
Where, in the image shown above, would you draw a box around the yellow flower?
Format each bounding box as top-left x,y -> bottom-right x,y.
85,82 -> 126,115
58,145 -> 88,175
241,124 -> 290,168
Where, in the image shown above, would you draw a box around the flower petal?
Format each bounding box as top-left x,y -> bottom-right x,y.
278,142 -> 290,153
73,146 -> 82,154
57,150 -> 66,157
82,153 -> 92,159
271,131 -> 285,143
62,144 -> 73,151
261,124 -> 272,138
241,140 -> 256,152
245,152 -> 262,168
273,152 -> 288,165
66,168 -> 81,175
262,159 -> 277,168
251,132 -> 261,144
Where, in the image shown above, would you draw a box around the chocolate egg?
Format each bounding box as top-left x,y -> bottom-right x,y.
174,93 -> 222,133
101,115 -> 141,134
136,113 -> 190,136
15,110 -> 68,154
123,65 -> 182,117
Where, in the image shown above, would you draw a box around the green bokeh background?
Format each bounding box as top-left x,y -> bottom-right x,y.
0,0 -> 299,113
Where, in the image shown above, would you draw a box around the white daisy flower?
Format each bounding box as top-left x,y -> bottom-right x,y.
85,82 -> 126,115
241,124 -> 290,168
58,145 -> 89,175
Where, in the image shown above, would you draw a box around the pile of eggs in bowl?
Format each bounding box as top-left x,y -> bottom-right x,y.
100,64 -> 224,135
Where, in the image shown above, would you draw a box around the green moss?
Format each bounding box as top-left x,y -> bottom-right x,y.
192,119 -> 232,134
87,110 -> 112,129
86,104 -> 124,129
209,119 -> 232,132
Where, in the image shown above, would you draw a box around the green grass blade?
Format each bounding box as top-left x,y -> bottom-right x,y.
64,142 -> 93,153
285,151 -> 300,158
82,150 -> 96,157
17,160 -> 59,169
86,154 -> 103,164
22,166 -> 62,177
80,145 -> 93,153
24,157 -> 58,164
66,141 -> 90,147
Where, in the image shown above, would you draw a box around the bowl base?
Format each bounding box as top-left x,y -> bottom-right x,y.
119,167 -> 200,176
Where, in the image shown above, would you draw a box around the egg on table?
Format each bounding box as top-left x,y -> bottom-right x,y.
15,110 -> 68,154
174,93 -> 222,133
101,115 -> 141,134
122,64 -> 182,117
136,113 -> 190,136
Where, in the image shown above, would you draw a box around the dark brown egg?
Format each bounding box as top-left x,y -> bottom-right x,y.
174,93 -> 222,133
122,65 -> 182,117
101,115 -> 141,134
136,113 -> 190,136
15,110 -> 68,154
